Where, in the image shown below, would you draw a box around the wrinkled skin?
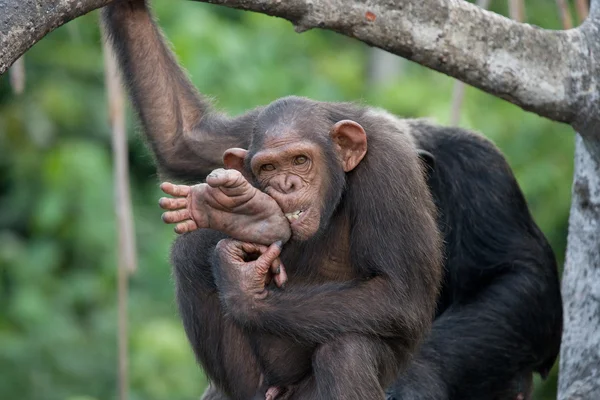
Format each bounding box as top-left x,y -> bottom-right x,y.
214,239 -> 283,300
159,168 -> 291,245
248,137 -> 329,241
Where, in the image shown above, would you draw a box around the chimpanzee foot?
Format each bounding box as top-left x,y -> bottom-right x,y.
159,168 -> 291,245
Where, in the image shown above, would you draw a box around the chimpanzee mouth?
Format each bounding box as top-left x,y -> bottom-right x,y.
284,209 -> 304,223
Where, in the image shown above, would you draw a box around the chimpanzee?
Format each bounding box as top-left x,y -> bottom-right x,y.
156,99 -> 445,398
102,1 -> 563,399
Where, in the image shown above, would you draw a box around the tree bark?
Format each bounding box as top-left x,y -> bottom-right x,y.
2,0 -> 600,398
559,134 -> 600,399
2,0 -> 599,132
0,0 -> 114,75
191,0 -> 600,133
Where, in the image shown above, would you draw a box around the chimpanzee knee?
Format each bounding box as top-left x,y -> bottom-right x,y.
311,335 -> 398,400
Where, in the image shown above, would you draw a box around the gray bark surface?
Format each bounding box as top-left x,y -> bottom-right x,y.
559,135 -> 600,400
194,0 -> 600,133
0,0 -> 113,74
1,0 -> 600,398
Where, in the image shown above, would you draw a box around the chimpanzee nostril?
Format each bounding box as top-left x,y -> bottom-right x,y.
283,175 -> 302,193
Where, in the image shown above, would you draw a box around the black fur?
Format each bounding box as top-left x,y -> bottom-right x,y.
385,122 -> 563,400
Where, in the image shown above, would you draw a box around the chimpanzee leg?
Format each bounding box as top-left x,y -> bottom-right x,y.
172,229 -> 261,400
292,335 -> 401,400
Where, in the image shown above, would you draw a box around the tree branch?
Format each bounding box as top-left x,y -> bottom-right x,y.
193,0 -> 599,134
2,0 -> 599,134
0,0 -> 114,75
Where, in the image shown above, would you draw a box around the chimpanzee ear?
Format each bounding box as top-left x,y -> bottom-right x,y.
330,120 -> 368,172
417,149 -> 435,177
223,148 -> 248,172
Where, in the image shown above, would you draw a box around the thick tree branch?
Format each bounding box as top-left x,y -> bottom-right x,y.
0,0 -> 114,75
194,0 -> 600,135
2,0 -> 600,135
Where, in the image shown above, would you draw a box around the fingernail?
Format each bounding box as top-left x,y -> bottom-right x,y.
274,240 -> 283,249
275,267 -> 280,274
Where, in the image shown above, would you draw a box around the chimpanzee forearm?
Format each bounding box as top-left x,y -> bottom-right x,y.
387,269 -> 562,400
171,230 -> 262,399
101,1 -> 254,182
215,270 -> 431,347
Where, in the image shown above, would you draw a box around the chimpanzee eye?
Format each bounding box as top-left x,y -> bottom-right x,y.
261,164 -> 275,172
294,156 -> 308,165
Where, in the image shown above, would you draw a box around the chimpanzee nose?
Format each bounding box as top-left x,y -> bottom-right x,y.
273,174 -> 302,194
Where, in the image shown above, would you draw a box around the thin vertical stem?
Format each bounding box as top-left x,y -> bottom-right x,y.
9,56 -> 25,94
556,0 -> 574,29
575,0 -> 589,22
508,0 -> 527,22
101,20 -> 137,400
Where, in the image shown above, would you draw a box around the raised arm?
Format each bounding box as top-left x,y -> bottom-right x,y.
102,0 -> 255,182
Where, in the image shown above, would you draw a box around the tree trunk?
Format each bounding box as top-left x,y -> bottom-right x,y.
559,134 -> 600,399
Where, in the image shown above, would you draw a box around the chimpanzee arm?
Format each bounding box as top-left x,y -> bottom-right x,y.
220,277 -> 429,346
171,230 -> 263,399
214,217 -> 440,346
102,1 -> 256,182
387,268 -> 563,400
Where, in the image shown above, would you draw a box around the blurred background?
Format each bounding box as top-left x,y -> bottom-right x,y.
0,0 -> 577,399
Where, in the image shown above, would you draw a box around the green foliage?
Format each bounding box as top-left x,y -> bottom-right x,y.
0,1 -> 573,399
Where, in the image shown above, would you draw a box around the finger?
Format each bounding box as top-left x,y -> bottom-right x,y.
161,209 -> 191,224
256,241 -> 283,271
174,219 -> 198,234
206,168 -> 246,189
272,262 -> 288,288
268,258 -> 280,287
158,197 -> 188,210
217,239 -> 248,259
270,257 -> 281,275
160,182 -> 191,197
241,242 -> 269,255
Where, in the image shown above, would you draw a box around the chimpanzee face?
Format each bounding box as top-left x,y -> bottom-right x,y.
250,135 -> 329,241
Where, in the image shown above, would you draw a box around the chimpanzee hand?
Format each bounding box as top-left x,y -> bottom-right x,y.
159,168 -> 292,245
214,239 -> 287,298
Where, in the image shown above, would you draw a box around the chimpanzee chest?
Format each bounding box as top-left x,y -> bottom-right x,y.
250,222 -> 357,386
317,215 -> 356,281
